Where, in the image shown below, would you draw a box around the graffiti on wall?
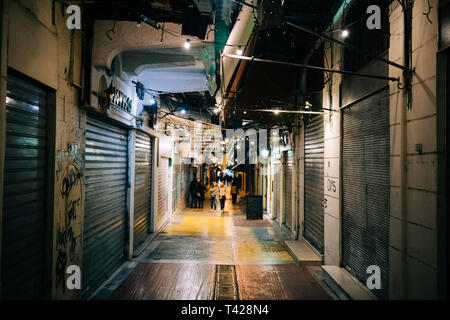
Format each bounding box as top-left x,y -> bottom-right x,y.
55,144 -> 83,294
56,143 -> 83,179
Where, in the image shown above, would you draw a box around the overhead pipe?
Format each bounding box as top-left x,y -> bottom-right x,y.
222,53 -> 400,82
285,21 -> 411,72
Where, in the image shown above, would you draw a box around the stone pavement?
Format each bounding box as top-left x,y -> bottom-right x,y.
95,199 -> 335,300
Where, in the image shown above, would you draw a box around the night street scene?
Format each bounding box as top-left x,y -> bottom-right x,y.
0,0 -> 448,309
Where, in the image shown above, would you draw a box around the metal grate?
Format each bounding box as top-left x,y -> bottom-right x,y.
342,88 -> 390,299
304,115 -> 324,253
82,117 -> 128,298
213,265 -> 238,300
2,73 -> 48,299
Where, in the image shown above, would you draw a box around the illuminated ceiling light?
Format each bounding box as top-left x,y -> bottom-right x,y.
243,111 -> 247,115
236,46 -> 243,55
305,101 -> 312,109
342,29 -> 349,38
184,39 -> 191,49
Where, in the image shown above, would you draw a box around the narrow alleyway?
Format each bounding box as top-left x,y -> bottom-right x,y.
93,194 -> 334,300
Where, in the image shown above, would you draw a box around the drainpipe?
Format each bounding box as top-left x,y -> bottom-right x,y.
400,0 -> 413,299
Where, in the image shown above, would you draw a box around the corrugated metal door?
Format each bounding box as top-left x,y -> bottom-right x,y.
342,88 -> 390,299
1,73 -> 47,299
133,131 -> 153,251
83,117 -> 128,298
304,115 -> 324,253
157,157 -> 170,228
272,159 -> 281,219
283,150 -> 293,229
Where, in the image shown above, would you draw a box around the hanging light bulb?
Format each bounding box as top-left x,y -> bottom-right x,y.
184,39 -> 191,49
342,29 -> 349,38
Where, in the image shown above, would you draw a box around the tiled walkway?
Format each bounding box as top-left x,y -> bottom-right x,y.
95,199 -> 334,300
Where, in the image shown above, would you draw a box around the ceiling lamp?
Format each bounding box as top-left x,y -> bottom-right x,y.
342,29 -> 349,38
184,39 -> 191,49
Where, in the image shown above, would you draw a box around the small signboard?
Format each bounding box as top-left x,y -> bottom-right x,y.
246,196 -> 263,220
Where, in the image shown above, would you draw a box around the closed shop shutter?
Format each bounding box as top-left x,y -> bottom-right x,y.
82,117 -> 128,298
283,150 -> 293,229
157,157 -> 170,228
1,73 -> 48,299
342,88 -> 390,299
173,162 -> 190,212
133,131 -> 153,251
304,115 -> 324,253
272,158 -> 281,219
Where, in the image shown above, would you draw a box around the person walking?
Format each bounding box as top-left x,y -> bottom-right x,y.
219,181 -> 227,211
198,180 -> 206,209
231,182 -> 238,205
210,181 -> 219,211
189,178 -> 200,208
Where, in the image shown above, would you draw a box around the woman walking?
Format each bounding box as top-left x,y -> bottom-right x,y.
210,181 -> 219,211
219,181 -> 227,211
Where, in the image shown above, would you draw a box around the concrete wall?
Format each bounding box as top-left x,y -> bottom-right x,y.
317,0 -> 441,299
388,0 -> 440,299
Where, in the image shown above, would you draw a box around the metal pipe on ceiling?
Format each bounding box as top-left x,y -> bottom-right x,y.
285,21 -> 410,72
222,53 -> 400,82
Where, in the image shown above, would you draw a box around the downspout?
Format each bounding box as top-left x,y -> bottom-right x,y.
400,0 -> 413,299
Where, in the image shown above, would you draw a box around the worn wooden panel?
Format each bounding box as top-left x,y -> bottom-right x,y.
236,264 -> 331,300
109,263 -> 215,300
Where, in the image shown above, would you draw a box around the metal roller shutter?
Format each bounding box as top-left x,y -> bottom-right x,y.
304,115 -> 324,253
283,150 -> 293,229
342,88 -> 390,299
133,132 -> 153,251
273,159 -> 281,219
157,157 -> 170,228
1,73 -> 48,299
82,117 -> 128,298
